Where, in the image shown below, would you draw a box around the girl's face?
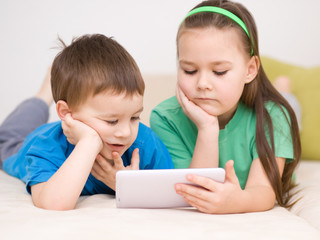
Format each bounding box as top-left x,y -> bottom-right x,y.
177,27 -> 257,127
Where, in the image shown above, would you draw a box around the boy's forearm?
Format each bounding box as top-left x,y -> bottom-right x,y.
32,139 -> 100,210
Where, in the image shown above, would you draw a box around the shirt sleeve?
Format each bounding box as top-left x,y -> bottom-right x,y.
25,133 -> 72,194
150,109 -> 194,169
128,123 -> 174,170
252,102 -> 294,162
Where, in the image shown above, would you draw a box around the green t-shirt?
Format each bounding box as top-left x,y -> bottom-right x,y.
150,96 -> 294,189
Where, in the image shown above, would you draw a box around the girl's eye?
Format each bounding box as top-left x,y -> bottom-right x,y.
106,120 -> 118,125
184,70 -> 197,75
214,70 -> 227,76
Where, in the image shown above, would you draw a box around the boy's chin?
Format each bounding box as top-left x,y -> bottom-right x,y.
100,149 -> 126,161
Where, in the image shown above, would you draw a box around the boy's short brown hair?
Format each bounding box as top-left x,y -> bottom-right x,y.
51,34 -> 145,110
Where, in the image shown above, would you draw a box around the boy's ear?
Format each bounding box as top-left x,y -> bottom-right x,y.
56,100 -> 71,120
245,56 -> 260,84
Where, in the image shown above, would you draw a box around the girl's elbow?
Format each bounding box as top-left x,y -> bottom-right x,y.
263,193 -> 277,211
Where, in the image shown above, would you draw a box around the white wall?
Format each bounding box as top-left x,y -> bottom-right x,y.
0,0 -> 319,123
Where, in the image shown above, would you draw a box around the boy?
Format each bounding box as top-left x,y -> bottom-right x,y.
0,34 -> 173,210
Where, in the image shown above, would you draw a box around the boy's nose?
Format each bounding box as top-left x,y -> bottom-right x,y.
115,124 -> 131,138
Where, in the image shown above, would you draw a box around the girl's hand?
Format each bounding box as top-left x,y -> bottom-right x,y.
176,84 -> 218,130
61,113 -> 103,150
177,84 -> 219,168
91,148 -> 140,190
175,160 -> 243,214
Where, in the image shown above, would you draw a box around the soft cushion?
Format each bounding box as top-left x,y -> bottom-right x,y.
261,56 -> 320,160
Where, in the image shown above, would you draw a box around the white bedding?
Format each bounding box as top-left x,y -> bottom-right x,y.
1,160 -> 320,240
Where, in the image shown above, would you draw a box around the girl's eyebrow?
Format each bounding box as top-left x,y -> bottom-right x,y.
179,59 -> 231,66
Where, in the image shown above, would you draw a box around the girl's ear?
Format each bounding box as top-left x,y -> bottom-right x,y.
245,56 -> 260,84
56,100 -> 71,120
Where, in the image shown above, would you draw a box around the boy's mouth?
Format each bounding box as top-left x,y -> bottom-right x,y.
107,143 -> 126,152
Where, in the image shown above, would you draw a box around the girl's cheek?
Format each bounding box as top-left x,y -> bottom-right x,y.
178,77 -> 192,93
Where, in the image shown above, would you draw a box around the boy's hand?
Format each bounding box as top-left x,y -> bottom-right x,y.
91,148 -> 140,190
176,84 -> 218,131
61,113 -> 103,150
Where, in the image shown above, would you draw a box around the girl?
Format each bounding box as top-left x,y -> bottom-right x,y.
150,0 -> 301,214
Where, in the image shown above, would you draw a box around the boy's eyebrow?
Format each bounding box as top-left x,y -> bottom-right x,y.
135,107 -> 144,114
100,107 -> 144,118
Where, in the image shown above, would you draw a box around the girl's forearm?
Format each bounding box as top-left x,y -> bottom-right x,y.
32,138 -> 101,210
233,186 -> 276,213
189,128 -> 219,168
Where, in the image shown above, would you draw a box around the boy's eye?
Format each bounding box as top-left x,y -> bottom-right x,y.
131,116 -> 140,121
214,70 -> 227,76
184,70 -> 197,75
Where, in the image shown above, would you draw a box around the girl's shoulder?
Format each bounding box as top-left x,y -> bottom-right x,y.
152,96 -> 180,113
263,102 -> 293,137
151,96 -> 186,122
264,101 -> 290,120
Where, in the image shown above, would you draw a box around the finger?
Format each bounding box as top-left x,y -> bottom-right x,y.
225,160 -> 239,184
91,161 -> 104,179
175,183 -> 211,202
91,159 -> 106,180
63,113 -> 73,125
175,84 -> 182,105
112,151 -> 125,170
184,174 -> 219,192
175,184 -> 212,211
95,154 -> 113,172
182,194 -> 211,213
91,166 -> 100,180
176,85 -> 188,107
130,148 -> 140,170
61,121 -> 68,135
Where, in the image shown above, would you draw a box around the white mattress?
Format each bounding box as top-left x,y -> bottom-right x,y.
0,160 -> 319,240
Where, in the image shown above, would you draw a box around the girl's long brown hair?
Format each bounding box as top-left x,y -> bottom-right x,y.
177,0 -> 301,207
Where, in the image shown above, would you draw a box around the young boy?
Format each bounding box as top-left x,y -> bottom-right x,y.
0,34 -> 173,210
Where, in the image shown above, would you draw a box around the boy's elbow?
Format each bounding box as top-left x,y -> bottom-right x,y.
32,196 -> 76,211
31,184 -> 77,210
34,201 -> 75,211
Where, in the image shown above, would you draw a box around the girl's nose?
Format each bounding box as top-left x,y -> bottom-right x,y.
197,72 -> 212,90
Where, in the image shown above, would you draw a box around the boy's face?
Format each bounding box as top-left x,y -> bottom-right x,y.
71,91 -> 143,160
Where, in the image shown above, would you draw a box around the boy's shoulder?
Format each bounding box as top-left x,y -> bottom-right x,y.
133,122 -> 166,150
23,121 -> 69,157
26,121 -> 63,141
136,122 -> 157,140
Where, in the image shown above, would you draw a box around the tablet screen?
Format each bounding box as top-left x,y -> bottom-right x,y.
116,168 -> 225,208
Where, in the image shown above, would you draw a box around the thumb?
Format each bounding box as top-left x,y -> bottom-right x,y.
225,160 -> 238,184
130,148 -> 140,170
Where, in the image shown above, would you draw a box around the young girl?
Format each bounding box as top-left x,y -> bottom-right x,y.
150,0 -> 301,214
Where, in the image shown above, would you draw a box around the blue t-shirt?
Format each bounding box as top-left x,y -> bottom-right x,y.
3,121 -> 173,195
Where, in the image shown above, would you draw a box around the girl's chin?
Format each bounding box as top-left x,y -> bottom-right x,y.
197,105 -> 220,116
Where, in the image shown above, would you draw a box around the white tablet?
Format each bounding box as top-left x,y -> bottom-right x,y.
116,168 -> 225,208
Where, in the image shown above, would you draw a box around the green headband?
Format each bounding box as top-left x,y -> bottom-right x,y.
182,6 -> 253,55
